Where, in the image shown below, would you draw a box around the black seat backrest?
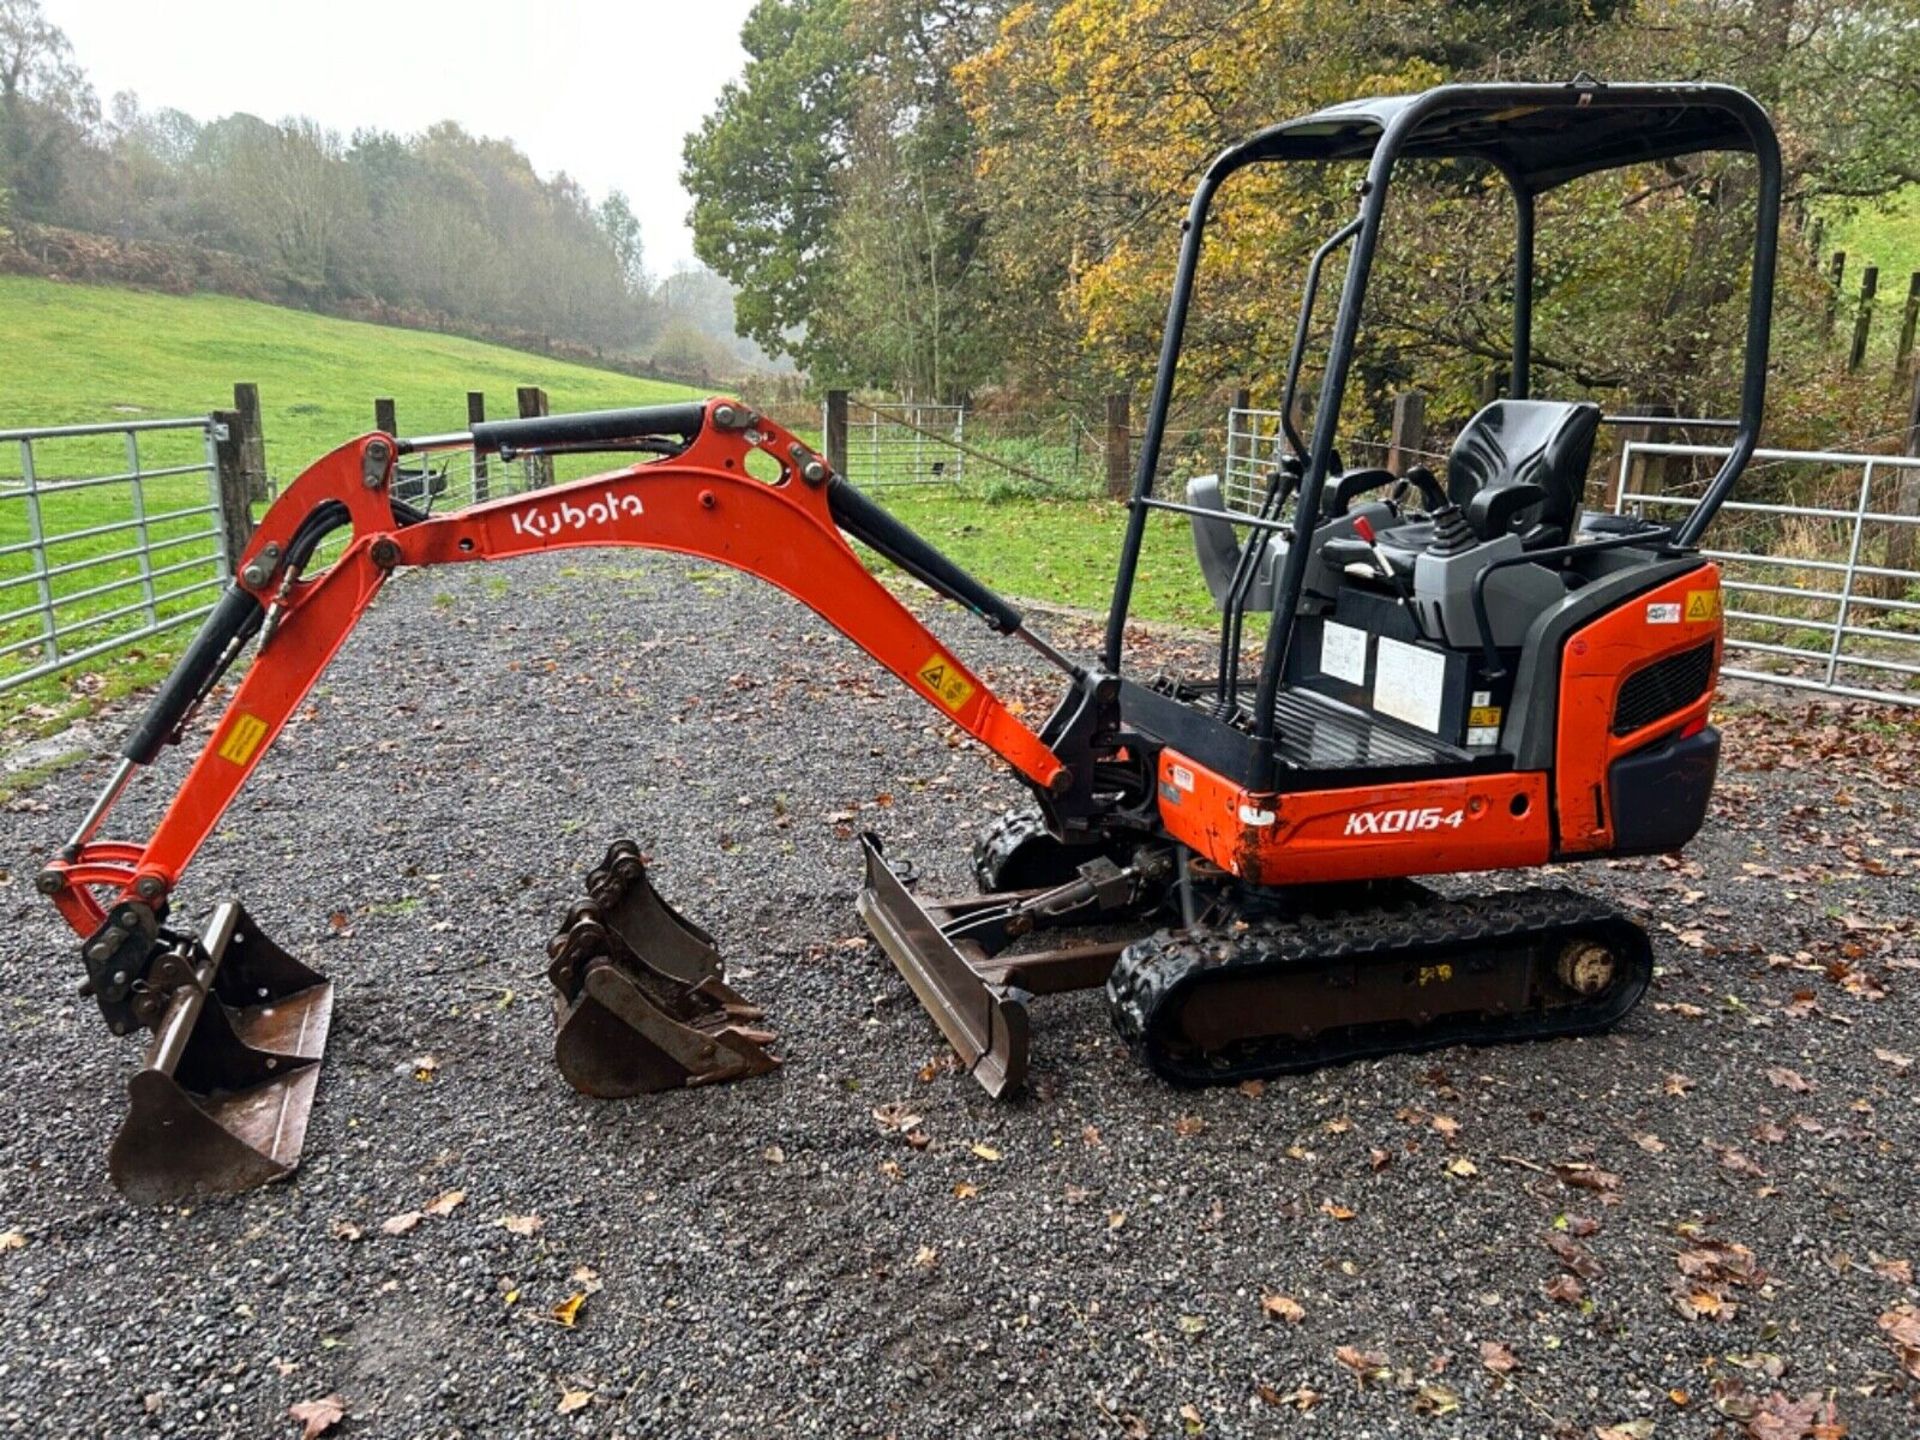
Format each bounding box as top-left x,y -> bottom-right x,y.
1446,399 -> 1601,545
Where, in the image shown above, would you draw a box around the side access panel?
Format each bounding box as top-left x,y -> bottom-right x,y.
1553,563 -> 1723,856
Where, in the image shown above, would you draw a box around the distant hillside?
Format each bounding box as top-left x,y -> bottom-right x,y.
0,276 -> 706,478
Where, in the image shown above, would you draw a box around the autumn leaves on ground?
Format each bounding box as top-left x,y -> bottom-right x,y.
0,558 -> 1917,1440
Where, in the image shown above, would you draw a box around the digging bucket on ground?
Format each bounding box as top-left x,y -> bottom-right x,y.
107,902 -> 333,1204
547,840 -> 778,1097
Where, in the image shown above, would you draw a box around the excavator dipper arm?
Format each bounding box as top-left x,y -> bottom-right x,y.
39,399 -> 1071,973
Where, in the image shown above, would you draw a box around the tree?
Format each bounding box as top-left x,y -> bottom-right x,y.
596,189 -> 648,296
0,0 -> 96,217
682,0 -> 859,367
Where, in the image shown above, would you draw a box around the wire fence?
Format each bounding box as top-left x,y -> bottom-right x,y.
0,417 -> 231,696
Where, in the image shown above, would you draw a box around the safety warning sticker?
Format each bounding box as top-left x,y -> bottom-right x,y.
216,711 -> 269,766
1685,589 -> 1721,622
916,653 -> 976,711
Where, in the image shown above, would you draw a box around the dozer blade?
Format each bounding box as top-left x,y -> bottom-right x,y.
856,832 -> 1030,1098
548,842 -> 778,1098
108,902 -> 332,1205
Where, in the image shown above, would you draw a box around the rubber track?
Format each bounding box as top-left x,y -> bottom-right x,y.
1105,886 -> 1651,1085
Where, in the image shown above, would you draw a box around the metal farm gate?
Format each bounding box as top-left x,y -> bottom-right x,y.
1,417 -> 235,696
1616,440 -> 1920,705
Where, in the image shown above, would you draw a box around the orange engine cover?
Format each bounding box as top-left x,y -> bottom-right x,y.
1554,562 -> 1723,855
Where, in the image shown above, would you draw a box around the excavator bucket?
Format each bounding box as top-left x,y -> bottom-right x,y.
107,902 -> 332,1205
547,841 -> 779,1097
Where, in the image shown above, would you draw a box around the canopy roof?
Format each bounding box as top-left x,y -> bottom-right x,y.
1237,82 -> 1763,191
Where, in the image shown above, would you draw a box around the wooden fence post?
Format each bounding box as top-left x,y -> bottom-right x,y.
1105,392 -> 1131,500
824,389 -> 849,479
1614,401 -> 1675,510
1895,272 -> 1920,386
374,397 -> 397,435
517,386 -> 552,488
468,391 -> 489,501
1387,391 -> 1426,473
1825,250 -> 1846,336
231,382 -> 269,502
1878,371 -> 1920,592
211,408 -> 254,576
1849,265 -> 1879,372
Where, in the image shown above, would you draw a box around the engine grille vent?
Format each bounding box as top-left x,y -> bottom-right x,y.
1612,641 -> 1716,736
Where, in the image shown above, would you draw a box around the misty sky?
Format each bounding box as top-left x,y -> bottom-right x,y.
51,0 -> 762,271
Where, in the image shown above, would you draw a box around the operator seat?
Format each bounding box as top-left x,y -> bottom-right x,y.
1445,398 -> 1601,548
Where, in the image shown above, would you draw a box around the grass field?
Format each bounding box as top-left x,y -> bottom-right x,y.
0,277 -> 1219,745
0,276 -> 705,731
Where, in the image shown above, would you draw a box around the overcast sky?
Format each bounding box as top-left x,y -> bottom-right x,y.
51,0 -> 761,271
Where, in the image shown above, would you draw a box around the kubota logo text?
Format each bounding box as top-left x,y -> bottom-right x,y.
508,490 -> 644,539
1344,806 -> 1464,836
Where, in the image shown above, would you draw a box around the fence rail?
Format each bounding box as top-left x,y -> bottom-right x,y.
0,416 -> 233,696
1616,440 -> 1920,704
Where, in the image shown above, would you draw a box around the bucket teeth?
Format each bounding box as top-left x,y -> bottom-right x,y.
549,842 -> 778,1098
108,902 -> 333,1205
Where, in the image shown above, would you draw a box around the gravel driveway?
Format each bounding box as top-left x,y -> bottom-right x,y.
1,552 -> 1916,1440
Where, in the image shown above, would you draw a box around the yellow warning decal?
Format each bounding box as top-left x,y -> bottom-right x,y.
216,711 -> 269,766
916,652 -> 976,712
1685,589 -> 1721,622
1467,705 -> 1502,728
1417,963 -> 1454,987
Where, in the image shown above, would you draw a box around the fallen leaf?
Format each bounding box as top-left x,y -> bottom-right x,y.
1479,1340 -> 1520,1375
1879,1303 -> 1920,1381
329,1221 -> 363,1243
570,1265 -> 602,1293
498,1214 -> 542,1237
379,1211 -> 422,1236
1871,1256 -> 1912,1284
1872,1047 -> 1912,1073
1664,1072 -> 1696,1096
1369,1147 -> 1393,1172
1594,1422 -> 1654,1440
1765,1066 -> 1815,1094
1261,1293 -> 1305,1323
288,1394 -> 345,1439
1266,1385 -> 1320,1412
556,1389 -> 592,1415
1413,1381 -> 1461,1416
968,1142 -> 1004,1162
953,1182 -> 979,1200
912,1244 -> 938,1270
1431,1115 -> 1461,1139
1237,1079 -> 1266,1099
551,1292 -> 586,1327
1178,1402 -> 1204,1434
1177,1314 -> 1207,1336
1553,1163 -> 1622,1194
424,1189 -> 465,1217
1173,1114 -> 1206,1138
411,1054 -> 438,1082
0,1230 -> 24,1251
1634,1131 -> 1668,1154
1335,1345 -> 1390,1387
763,1145 -> 786,1165
1320,1200 -> 1356,1221
1446,1157 -> 1479,1179
1544,1273 -> 1585,1305
1106,1209 -> 1126,1230
871,1102 -> 923,1133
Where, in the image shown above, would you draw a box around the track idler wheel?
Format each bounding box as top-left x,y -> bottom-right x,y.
547,841 -> 778,1098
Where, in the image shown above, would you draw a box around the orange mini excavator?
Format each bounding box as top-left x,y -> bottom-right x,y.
40,80 -> 1780,1200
